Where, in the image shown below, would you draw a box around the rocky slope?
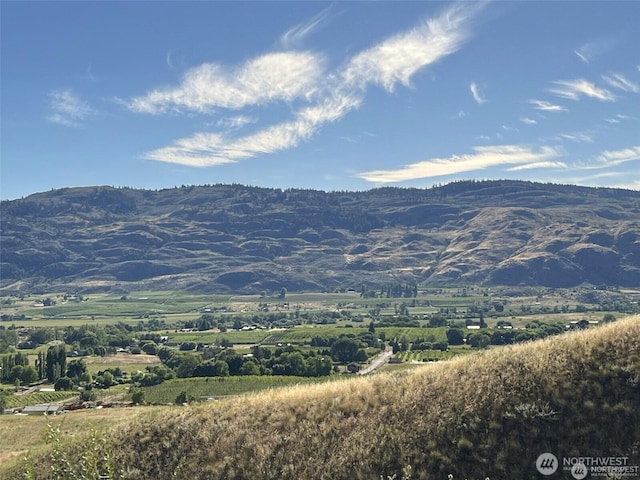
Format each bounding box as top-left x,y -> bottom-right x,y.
1,180 -> 639,293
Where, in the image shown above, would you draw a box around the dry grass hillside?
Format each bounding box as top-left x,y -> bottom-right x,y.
7,316 -> 640,480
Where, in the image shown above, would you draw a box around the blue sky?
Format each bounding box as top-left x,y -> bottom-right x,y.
2,1 -> 639,200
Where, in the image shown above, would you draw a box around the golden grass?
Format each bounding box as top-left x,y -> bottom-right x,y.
0,406 -> 165,472
4,315 -> 640,479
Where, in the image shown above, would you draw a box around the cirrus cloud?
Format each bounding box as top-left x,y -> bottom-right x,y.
128,51 -> 325,114
341,2 -> 480,92
529,99 -> 567,112
134,2 -> 484,167
602,73 -> 640,93
48,89 -> 94,127
549,78 -> 615,101
357,144 -> 562,183
596,146 -> 640,166
470,82 -> 486,104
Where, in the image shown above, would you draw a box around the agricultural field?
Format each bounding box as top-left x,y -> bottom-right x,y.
84,353 -> 161,375
1,390 -> 78,409
0,290 -> 233,326
1,285 -> 636,415
140,375 -> 340,404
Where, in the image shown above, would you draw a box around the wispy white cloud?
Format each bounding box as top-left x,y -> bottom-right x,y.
166,50 -> 175,69
341,2 -> 482,92
280,5 -> 334,49
145,91 -> 363,166
549,79 -> 615,101
214,115 -> 256,129
470,82 -> 486,104
520,117 -> 536,125
602,73 -> 639,93
604,114 -> 633,124
529,99 -> 567,112
128,51 -> 324,114
135,2 -> 484,167
357,144 -> 562,183
596,146 -> 640,166
84,64 -> 97,82
574,37 -> 618,64
508,161 -> 567,171
47,89 -> 94,127
574,50 -> 589,64
558,132 -> 594,143
558,171 -> 640,190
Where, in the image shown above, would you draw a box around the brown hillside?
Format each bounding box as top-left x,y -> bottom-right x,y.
1,180 -> 639,293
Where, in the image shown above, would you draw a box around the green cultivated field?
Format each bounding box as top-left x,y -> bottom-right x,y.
141,375 -> 338,404
1,291 -> 233,325
2,391 -> 77,409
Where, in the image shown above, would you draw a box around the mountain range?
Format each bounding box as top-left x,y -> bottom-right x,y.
1,180 -> 639,294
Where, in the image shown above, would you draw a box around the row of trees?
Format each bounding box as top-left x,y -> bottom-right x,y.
0,344 -> 68,386
132,331 -> 384,387
130,345 -> 336,387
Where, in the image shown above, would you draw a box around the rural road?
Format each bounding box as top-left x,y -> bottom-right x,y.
358,346 -> 393,375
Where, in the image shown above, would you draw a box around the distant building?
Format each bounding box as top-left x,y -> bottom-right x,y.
21,404 -> 63,415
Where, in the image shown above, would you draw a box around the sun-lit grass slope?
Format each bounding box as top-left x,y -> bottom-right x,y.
10,317 -> 640,480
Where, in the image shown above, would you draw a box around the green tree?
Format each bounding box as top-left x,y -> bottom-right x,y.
9,365 -> 24,383
46,344 -> 66,383
142,342 -> 158,355
55,376 -> 74,391
193,360 -> 230,377
306,356 -> 332,377
218,350 -> 243,375
239,358 -> 261,376
66,359 -> 88,380
131,388 -> 146,405
80,389 -> 97,402
0,328 -> 18,354
175,391 -> 189,405
331,338 -> 361,363
175,354 -> 201,378
446,328 -> 464,345
101,371 -> 115,388
346,362 -> 360,373
468,333 -> 491,349
19,366 -> 38,385
28,328 -> 53,345
428,314 -> 447,327
179,342 -> 197,351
